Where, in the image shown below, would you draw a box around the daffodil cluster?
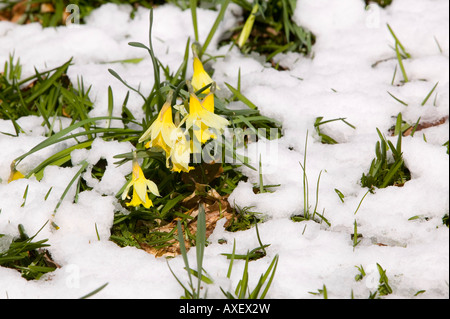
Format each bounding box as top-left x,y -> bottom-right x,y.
139,53 -> 229,174
123,53 -> 229,208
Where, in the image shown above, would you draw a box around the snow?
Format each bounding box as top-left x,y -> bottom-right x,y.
0,0 -> 448,299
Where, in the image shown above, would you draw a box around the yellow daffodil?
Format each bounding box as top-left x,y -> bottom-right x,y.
167,128 -> 194,173
139,97 -> 176,154
185,81 -> 229,145
122,155 -> 160,209
8,162 -> 24,183
191,52 -> 219,94
8,169 -> 24,183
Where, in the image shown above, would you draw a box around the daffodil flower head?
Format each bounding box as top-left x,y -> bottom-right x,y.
191,50 -> 219,94
139,92 -> 176,154
185,81 -> 229,145
122,153 -> 160,209
168,128 -> 194,173
8,169 -> 24,183
8,161 -> 24,183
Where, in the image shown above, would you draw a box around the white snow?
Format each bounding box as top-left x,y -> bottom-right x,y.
0,0 -> 448,299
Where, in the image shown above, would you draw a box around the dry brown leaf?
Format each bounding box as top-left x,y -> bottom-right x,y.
402,116 -> 448,136
40,3 -> 55,13
10,0 -> 39,23
138,188 -> 234,258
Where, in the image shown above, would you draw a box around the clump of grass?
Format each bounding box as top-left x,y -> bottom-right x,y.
167,204 -> 211,299
0,223 -> 59,281
0,55 -> 93,136
353,263 -> 394,299
220,224 -> 278,299
308,284 -> 328,299
225,205 -> 262,232
167,205 -> 278,299
221,251 -> 279,299
314,116 -> 356,144
375,263 -> 393,297
361,113 -> 411,191
291,132 -> 330,226
219,0 -> 315,64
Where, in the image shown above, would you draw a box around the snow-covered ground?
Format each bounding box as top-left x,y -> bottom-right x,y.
0,0 -> 448,299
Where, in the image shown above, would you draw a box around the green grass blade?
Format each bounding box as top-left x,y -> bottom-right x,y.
176,220 -> 194,294
107,86 -> 114,129
79,283 -> 109,299
226,239 -> 236,278
196,204 -> 206,297
380,158 -> 404,188
259,254 -> 279,299
395,42 -> 408,83
52,160 -> 89,216
387,91 -> 408,106
387,24 -> 411,58
200,0 -> 231,57
421,81 -> 439,106
225,82 -> 257,110
190,0 -> 199,42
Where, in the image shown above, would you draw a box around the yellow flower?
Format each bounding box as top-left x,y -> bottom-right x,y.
8,162 -> 24,183
191,54 -> 219,94
8,169 -> 24,183
167,128 -> 194,173
185,82 -> 229,145
139,100 -> 176,154
122,156 -> 160,209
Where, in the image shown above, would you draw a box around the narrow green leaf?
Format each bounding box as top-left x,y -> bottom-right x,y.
79,283 -> 109,299
226,239 -> 236,279
201,0 -> 231,57
387,91 -> 408,106
52,160 -> 89,217
190,0 -> 199,42
387,24 -> 411,58
225,82 -> 257,110
380,158 -> 404,188
421,81 -> 439,106
395,42 -> 408,83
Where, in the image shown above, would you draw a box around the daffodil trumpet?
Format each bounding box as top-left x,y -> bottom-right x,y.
139,91 -> 176,154
122,152 -> 160,209
184,81 -> 229,145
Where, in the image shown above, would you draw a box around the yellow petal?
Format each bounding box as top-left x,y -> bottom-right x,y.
8,170 -> 24,183
192,57 -> 214,93
121,180 -> 133,200
140,102 -> 177,154
146,179 -> 160,197
169,134 -> 193,172
126,187 -> 153,209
